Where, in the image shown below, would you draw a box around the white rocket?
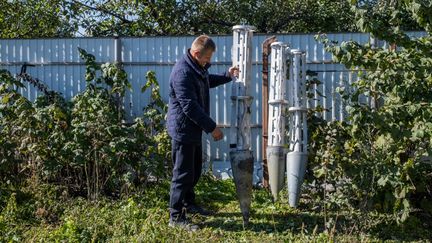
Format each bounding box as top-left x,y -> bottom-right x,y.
267,44 -> 308,207
267,42 -> 289,200
229,25 -> 255,225
286,49 -> 308,207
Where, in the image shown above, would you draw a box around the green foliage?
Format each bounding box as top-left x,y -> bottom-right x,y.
137,71 -> 171,180
0,0 -> 76,38
1,0 -> 426,37
0,49 -> 170,199
2,0 -> 426,37
1,177 -> 430,242
308,0 -> 432,223
0,193 -> 21,242
72,0 -> 359,36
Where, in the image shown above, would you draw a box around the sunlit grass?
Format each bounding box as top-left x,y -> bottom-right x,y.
1,175 -> 430,242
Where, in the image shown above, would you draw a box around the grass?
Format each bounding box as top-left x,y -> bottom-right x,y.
0,175 -> 431,242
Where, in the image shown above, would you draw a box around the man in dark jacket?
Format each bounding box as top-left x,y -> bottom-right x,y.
167,35 -> 238,231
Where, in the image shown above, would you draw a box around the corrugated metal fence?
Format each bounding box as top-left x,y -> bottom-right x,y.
0,32 -> 425,182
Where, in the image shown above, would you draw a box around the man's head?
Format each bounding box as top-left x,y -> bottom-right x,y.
190,35 -> 215,68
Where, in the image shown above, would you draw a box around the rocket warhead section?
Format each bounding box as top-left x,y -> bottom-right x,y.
286,152 -> 308,207
230,25 -> 255,225
229,149 -> 254,225
267,42 -> 290,201
266,146 -> 287,200
286,49 -> 308,208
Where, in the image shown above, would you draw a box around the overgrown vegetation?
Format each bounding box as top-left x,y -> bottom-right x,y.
1,175 -> 430,242
0,49 -> 170,200
1,0 -> 432,241
0,0 -> 424,37
304,0 -> 432,228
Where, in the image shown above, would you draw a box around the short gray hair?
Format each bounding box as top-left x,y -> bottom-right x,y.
191,35 -> 216,54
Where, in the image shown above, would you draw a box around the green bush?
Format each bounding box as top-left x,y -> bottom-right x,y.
0,49 -> 170,199
306,0 -> 432,223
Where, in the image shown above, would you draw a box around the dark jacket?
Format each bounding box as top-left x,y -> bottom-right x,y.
167,50 -> 232,144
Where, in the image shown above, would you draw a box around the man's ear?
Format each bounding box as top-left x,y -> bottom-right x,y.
191,49 -> 201,59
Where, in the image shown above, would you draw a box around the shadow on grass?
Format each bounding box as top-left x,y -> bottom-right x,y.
195,176 -> 432,240
203,210 -> 432,241
367,213 -> 432,241
204,211 -> 325,234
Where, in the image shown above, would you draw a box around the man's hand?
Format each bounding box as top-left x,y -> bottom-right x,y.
211,127 -> 223,141
228,66 -> 239,78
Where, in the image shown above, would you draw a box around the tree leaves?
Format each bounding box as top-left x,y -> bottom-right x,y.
0,0 -> 75,38
310,1 -> 432,223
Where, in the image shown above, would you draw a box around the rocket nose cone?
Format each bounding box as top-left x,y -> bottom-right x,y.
230,150 -> 254,225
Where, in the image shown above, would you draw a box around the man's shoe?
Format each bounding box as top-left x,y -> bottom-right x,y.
168,219 -> 199,232
185,204 -> 213,216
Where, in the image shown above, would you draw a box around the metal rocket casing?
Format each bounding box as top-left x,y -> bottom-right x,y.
230,25 -> 255,151
229,149 -> 254,224
286,49 -> 308,208
267,42 -> 290,200
229,25 -> 255,225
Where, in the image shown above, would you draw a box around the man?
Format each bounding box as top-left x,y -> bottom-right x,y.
167,35 -> 238,231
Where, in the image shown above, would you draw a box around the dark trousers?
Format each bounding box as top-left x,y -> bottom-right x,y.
169,139 -> 203,220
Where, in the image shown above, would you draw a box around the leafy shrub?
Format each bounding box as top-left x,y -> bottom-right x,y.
0,48 -> 170,198
306,0 -> 432,223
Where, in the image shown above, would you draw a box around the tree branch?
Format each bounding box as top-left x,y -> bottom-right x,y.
202,13 -> 234,27
70,0 -> 133,24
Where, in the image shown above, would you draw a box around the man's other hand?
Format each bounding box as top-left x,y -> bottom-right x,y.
211,127 -> 223,141
228,66 -> 239,78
